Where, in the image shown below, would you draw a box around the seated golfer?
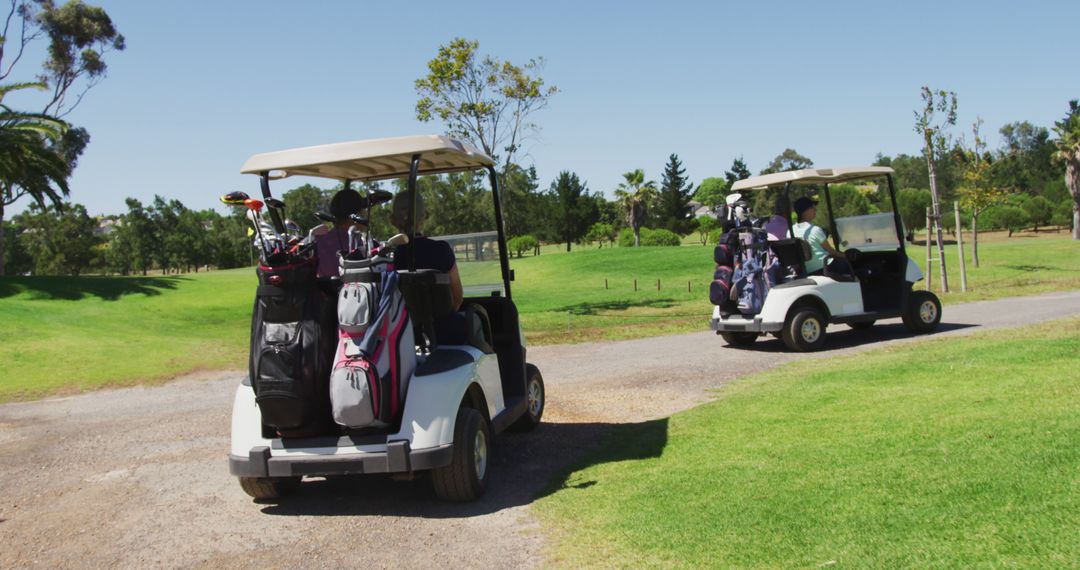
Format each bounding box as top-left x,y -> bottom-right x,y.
764,196 -> 791,241
314,188 -> 367,278
791,196 -> 846,275
389,190 -> 464,311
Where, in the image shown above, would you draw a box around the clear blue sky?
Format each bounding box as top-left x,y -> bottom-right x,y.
7,0 -> 1079,216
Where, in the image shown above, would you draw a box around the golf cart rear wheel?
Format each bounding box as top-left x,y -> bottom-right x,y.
721,332 -> 758,346
782,308 -> 827,352
903,291 -> 942,334
509,364 -> 545,432
238,476 -> 301,500
432,406 -> 490,502
849,320 -> 875,330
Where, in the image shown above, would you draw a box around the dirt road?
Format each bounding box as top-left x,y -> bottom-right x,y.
2,291 -> 1079,569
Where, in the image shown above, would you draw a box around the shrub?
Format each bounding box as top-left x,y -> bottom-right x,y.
507,235 -> 539,258
988,206 -> 1028,237
584,222 -> 616,247
1022,196 -> 1053,232
618,228 -> 636,247
1052,201 -> 1074,228
641,228 -> 682,246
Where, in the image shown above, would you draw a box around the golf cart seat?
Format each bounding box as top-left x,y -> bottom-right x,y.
770,238 -> 812,277
396,270 -> 493,352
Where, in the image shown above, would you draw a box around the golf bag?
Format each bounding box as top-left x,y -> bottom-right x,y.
731,230 -> 781,316
709,241 -> 736,308
329,257 -> 416,429
250,258 -> 337,435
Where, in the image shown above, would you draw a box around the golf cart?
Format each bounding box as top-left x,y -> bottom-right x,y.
710,166 -> 942,351
228,135 -> 545,501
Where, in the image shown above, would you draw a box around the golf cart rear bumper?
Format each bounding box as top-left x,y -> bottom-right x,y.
228,442 -> 454,478
711,315 -> 783,333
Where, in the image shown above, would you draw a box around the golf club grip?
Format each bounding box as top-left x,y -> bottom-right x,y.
260,174 -> 287,234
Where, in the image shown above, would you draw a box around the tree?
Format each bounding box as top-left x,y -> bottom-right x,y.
992,206 -> 1028,237
1051,100 -> 1080,240
548,171 -> 591,252
614,169 -> 657,247
583,222 -> 615,248
995,121 -> 1057,195
957,118 -> 1008,267
17,201 -> 99,275
0,0 -> 124,275
914,86 -> 958,291
759,148 -> 813,175
896,188 -> 933,235
281,183 -> 331,231
414,38 -> 557,230
693,176 -> 728,209
1022,196 -> 1053,233
654,154 -> 695,234
695,215 -> 721,245
507,235 -> 538,258
724,157 -> 751,187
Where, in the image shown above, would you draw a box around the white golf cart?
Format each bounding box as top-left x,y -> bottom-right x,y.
229,135 -> 545,501
710,166 -> 942,351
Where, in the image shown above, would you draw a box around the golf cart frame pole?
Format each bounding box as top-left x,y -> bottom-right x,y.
487,165 -> 513,299
782,182 -> 794,239
407,154 -> 421,272
822,183 -> 841,250
886,174 -> 907,254
259,174 -> 286,234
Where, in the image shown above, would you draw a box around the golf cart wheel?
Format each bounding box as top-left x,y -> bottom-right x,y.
721,332 -> 758,346
432,406 -> 490,502
782,308 -> 828,352
849,320 -> 875,330
509,364 -> 545,432
903,291 -> 942,334
238,476 -> 301,500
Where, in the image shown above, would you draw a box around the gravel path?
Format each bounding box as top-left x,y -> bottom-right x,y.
2,290 -> 1079,569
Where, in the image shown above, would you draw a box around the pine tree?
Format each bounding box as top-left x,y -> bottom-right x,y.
724,157 -> 752,187
656,154 -> 695,234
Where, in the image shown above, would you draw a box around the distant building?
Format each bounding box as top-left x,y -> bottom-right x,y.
689,200 -> 717,219
95,218 -> 121,236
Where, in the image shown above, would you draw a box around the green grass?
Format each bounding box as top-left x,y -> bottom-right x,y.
535,318 -> 1080,568
0,270 -> 255,401
0,232 -> 1076,402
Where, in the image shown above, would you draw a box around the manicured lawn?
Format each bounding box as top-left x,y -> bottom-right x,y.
535,318 -> 1080,568
0,232 -> 1076,401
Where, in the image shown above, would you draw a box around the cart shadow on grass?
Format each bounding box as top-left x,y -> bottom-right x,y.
731,321 -> 977,354
0,274 -> 186,301
258,418 -> 668,519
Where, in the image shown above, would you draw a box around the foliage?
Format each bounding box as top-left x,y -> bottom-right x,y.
759,148 -> 813,175
987,205 -> 1028,237
695,216 -> 721,245
640,227 -> 681,246
583,222 -> 616,248
1050,100 -> 1080,239
827,183 -> 878,218
280,183 -> 331,231
414,37 -> 557,171
537,319 -> 1080,567
896,188 -> 932,232
507,234 -> 538,258
723,157 -> 751,187
1053,201 -> 1073,228
1022,196 -> 1053,231
16,201 -> 99,275
692,176 -> 728,209
614,169 -> 657,247
548,171 -> 594,252
654,154 -> 695,234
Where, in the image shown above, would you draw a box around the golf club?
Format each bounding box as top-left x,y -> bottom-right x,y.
244,198 -> 271,257
219,191 -> 251,206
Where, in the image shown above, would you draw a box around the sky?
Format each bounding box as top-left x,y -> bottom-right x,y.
5,0 -> 1079,216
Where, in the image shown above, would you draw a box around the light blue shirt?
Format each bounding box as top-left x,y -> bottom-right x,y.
793,221 -> 830,273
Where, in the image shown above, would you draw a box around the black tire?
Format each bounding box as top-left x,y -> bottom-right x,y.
238,476 -> 301,500
849,320 -> 875,330
903,290 -> 942,334
508,364 -> 545,432
432,406 -> 490,502
720,332 -> 758,346
782,308 -> 828,352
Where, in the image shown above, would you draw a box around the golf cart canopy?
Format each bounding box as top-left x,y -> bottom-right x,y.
240,135 -> 495,181
731,167 -> 895,191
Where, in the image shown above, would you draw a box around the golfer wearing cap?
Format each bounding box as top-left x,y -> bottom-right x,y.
792,196 -> 844,275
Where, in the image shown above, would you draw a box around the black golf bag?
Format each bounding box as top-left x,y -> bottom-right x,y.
249,258 -> 337,436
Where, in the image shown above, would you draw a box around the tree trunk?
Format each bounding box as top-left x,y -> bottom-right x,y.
971,213 -> 980,268
0,201 -> 6,277
1067,157 -> 1080,241
633,225 -> 641,247
566,240 -> 571,253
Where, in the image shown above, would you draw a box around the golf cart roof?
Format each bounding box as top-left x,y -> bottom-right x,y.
240,135 -> 495,181
730,166 -> 895,191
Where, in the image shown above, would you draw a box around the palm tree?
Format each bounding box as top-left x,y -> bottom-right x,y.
0,82 -> 71,275
1051,100 -> 1080,240
614,169 -> 657,246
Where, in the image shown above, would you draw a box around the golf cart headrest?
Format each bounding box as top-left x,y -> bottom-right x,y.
397,269 -> 454,325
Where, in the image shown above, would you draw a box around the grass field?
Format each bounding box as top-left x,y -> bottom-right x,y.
0,231 -> 1077,401
535,318 -> 1080,568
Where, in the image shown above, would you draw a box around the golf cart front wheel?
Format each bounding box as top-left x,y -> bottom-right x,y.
238,476 -> 301,500
721,332 -> 758,346
509,364 -> 545,432
903,291 -> 941,334
432,406 -> 490,502
782,308 -> 828,352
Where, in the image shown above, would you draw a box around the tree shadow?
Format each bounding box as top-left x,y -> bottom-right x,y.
1002,264 -> 1077,272
554,298 -> 678,315
733,321 -> 978,353
257,418 -> 668,519
0,275 -> 188,301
